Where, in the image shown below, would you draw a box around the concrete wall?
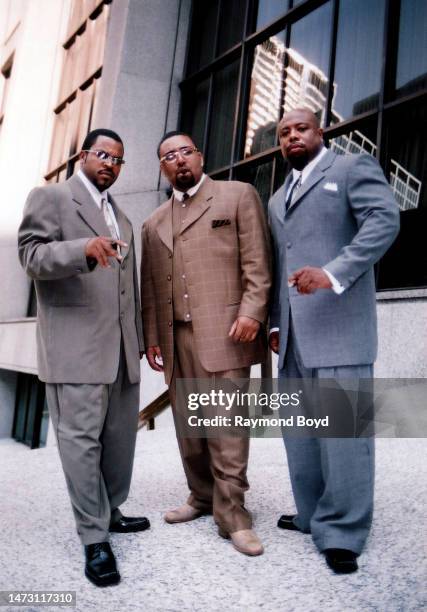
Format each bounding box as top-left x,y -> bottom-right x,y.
0,0 -> 71,437
376,295 -> 427,378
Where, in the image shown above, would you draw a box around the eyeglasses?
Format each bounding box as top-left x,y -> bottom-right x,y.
83,149 -> 125,166
160,146 -> 199,164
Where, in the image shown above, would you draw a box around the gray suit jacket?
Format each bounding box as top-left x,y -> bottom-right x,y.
18,174 -> 144,384
269,150 -> 400,370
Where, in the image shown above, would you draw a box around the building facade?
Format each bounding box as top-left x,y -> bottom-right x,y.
0,0 -> 425,447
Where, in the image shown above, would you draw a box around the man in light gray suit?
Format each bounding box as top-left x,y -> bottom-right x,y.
268,109 -> 399,573
18,129 -> 149,587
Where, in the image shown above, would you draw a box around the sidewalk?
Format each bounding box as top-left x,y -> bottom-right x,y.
0,409 -> 425,612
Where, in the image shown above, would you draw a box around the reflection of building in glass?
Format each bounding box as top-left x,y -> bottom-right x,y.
283,48 -> 328,122
245,38 -> 284,157
330,132 -> 421,211
245,38 -> 328,157
245,28 -> 421,209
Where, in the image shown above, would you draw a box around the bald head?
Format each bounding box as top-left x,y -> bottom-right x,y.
278,108 -> 323,170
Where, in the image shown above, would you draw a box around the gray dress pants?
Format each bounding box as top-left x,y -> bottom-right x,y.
46,354 -> 140,545
279,327 -> 374,555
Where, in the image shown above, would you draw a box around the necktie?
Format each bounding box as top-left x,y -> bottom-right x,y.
285,173 -> 302,211
182,192 -> 189,201
101,197 -> 121,255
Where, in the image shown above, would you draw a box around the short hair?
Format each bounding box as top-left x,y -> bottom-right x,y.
81,129 -> 123,151
157,130 -> 196,158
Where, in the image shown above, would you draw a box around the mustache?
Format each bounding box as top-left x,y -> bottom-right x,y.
287,142 -> 305,152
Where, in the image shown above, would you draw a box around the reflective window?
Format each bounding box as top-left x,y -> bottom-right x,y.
328,120 -> 378,158
217,0 -> 246,55
284,2 -> 332,125
186,0 -> 219,74
332,0 -> 385,121
377,102 -> 427,289
245,32 -> 286,157
256,0 -> 289,31
206,61 -> 240,171
234,160 -> 274,210
181,79 -> 210,151
395,0 -> 427,97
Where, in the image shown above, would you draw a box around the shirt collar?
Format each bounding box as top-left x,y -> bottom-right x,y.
292,145 -> 328,184
173,173 -> 207,202
77,169 -> 108,209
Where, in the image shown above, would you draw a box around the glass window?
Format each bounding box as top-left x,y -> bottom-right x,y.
256,0 -> 289,31
395,0 -> 427,97
377,101 -> 427,290
206,61 -> 240,171
331,0 -> 385,122
181,79 -> 210,151
234,160 -> 274,210
284,2 -> 332,125
245,32 -> 286,158
186,0 -> 219,75
217,0 -> 246,55
327,120 -> 378,158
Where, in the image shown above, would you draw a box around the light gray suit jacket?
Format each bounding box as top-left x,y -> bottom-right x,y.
269,150 -> 400,370
18,174 -> 144,384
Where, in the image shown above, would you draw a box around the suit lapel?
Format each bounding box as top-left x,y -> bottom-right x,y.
155,198 -> 173,252
68,175 -> 110,237
179,177 -> 213,234
287,149 -> 337,213
280,173 -> 293,220
109,195 -> 133,260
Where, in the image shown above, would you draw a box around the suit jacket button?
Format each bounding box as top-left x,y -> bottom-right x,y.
286,242 -> 292,249
167,298 -> 172,304
167,274 -> 171,281
76,268 -> 83,273
168,321 -> 172,327
168,253 -> 172,259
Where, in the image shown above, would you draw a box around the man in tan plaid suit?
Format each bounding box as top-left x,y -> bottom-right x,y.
141,131 -> 271,555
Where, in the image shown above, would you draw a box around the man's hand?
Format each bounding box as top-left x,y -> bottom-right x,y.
229,316 -> 260,343
85,237 -> 128,268
146,346 -> 164,372
269,331 -> 279,354
288,266 -> 332,294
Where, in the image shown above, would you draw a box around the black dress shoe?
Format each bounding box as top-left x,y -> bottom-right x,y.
277,514 -> 302,532
84,542 -> 120,587
109,515 -> 150,533
324,548 -> 358,574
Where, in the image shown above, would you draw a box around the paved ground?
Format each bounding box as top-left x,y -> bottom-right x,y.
0,410 -> 426,612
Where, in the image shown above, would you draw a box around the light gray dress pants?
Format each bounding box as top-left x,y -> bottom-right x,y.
46,354 -> 140,545
279,327 -> 374,555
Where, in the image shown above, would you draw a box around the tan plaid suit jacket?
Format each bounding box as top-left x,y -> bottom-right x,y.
141,177 -> 271,384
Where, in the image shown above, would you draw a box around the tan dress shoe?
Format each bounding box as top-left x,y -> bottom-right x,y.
164,503 -> 203,524
219,528 -> 264,556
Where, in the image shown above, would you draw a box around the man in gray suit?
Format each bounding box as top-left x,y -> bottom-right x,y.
18,129 -> 149,587
268,109 -> 399,573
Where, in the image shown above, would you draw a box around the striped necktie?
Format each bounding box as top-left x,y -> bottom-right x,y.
285,173 -> 302,211
101,197 -> 120,255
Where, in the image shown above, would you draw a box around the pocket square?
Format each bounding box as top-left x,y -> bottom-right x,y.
212,219 -> 231,228
324,182 -> 338,192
